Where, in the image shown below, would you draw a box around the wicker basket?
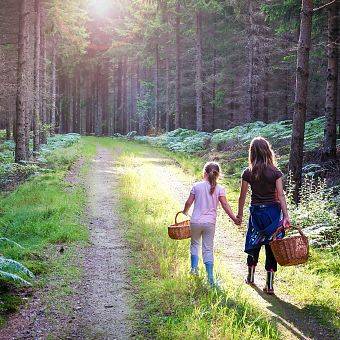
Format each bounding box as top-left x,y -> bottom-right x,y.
168,212 -> 191,240
270,226 -> 309,266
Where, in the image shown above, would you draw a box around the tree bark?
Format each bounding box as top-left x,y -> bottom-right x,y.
262,56 -> 269,123
40,28 -> 47,142
165,56 -> 170,132
288,0 -> 313,202
323,1 -> 338,160
15,0 -> 30,162
33,0 -> 41,152
174,0 -> 181,129
195,10 -> 203,131
50,42 -> 56,136
154,44 -> 159,131
116,59 -> 123,133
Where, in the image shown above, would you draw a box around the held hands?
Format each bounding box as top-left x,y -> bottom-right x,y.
234,214 -> 242,226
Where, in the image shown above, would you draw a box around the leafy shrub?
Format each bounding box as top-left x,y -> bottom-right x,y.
286,175 -> 339,247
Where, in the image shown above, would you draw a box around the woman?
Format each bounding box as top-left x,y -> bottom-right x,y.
237,137 -> 290,294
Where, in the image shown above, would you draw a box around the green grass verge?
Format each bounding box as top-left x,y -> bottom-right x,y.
0,139 -> 94,327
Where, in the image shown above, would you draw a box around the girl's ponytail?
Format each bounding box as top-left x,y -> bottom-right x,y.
204,162 -> 220,195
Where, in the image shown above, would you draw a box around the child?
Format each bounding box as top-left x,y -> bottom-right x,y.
237,137 -> 290,294
183,162 -> 240,286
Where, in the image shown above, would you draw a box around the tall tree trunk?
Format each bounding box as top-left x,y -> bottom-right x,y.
85,69 -> 91,134
247,0 -> 255,122
211,24 -> 216,131
68,77 -> 73,132
165,56 -> 170,132
116,59 -> 123,133
154,44 -> 159,131
195,10 -> 203,131
50,42 -> 56,136
40,29 -> 47,142
174,0 -> 181,129
323,1 -> 339,160
33,0 -> 41,152
262,56 -> 269,123
288,0 -> 313,202
15,0 -> 30,162
121,57 -> 127,134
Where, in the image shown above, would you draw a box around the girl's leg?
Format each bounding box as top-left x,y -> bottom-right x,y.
264,244 -> 277,272
202,223 -> 215,285
263,245 -> 277,294
190,223 -> 203,274
246,247 -> 260,284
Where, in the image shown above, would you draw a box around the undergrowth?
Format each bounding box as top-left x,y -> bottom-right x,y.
0,136 -> 88,327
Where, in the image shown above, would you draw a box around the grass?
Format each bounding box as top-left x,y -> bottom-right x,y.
89,137 -> 280,339
0,138 -> 93,327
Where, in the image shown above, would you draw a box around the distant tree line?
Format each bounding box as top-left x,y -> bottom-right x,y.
0,0 -> 338,199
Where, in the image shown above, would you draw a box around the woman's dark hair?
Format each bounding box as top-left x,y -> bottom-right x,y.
249,137 -> 277,179
204,162 -> 220,194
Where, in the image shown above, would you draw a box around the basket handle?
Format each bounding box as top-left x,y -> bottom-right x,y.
175,211 -> 190,224
272,225 -> 306,240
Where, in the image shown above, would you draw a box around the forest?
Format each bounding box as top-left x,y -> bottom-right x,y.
0,0 -> 339,339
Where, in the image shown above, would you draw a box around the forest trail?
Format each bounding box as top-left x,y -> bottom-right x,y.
77,146 -> 133,339
140,152 -> 337,340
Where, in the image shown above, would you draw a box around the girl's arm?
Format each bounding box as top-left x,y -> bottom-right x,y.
182,194 -> 195,215
276,178 -> 291,228
219,196 -> 241,225
237,180 -> 249,222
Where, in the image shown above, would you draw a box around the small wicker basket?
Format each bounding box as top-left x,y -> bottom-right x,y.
270,226 -> 309,266
168,212 -> 191,240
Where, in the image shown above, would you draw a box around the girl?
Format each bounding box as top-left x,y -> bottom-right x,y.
183,162 -> 240,286
237,137 -> 290,294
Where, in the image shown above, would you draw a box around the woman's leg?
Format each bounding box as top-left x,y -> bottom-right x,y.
263,244 -> 277,294
190,223 -> 203,273
202,223 -> 215,285
246,247 -> 260,284
264,244 -> 277,272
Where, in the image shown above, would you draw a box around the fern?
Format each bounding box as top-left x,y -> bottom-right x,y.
0,257 -> 34,279
0,237 -> 24,249
0,270 -> 31,286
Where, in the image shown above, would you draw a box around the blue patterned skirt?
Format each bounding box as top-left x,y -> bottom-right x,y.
245,203 -> 284,254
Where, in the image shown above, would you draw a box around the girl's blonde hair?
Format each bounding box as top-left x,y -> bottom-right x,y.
204,162 -> 220,194
249,137 -> 277,179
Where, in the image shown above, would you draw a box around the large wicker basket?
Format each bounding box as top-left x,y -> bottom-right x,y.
270,226 -> 309,266
168,212 -> 191,240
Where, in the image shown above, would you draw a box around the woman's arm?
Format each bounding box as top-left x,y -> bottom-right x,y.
237,180 -> 249,222
219,196 -> 240,225
276,178 -> 291,228
182,194 -> 195,215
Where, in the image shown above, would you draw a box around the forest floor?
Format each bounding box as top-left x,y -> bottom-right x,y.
0,137 -> 338,339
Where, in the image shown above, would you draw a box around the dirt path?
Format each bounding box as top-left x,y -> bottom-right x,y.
141,153 -> 337,340
76,146 -> 133,339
